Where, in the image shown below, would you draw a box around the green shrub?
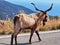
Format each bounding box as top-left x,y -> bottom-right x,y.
51,27 -> 57,30
0,30 -> 6,35
39,27 -> 46,31
57,25 -> 60,29
8,32 -> 13,34
20,29 -> 30,33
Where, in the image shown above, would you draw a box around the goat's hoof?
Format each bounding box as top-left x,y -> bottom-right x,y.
15,43 -> 17,45
29,42 -> 32,44
29,40 -> 32,44
39,39 -> 42,42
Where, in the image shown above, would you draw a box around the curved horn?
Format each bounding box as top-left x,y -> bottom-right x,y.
45,3 -> 53,12
31,3 -> 44,12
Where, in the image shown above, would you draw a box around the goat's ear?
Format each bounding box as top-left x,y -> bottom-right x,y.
45,3 -> 53,12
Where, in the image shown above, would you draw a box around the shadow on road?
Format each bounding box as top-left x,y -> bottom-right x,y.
0,41 -> 40,45
0,43 -> 8,45
17,43 -> 31,45
0,43 -> 31,45
17,41 -> 40,45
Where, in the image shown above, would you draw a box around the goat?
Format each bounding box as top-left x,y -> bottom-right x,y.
11,3 -> 53,45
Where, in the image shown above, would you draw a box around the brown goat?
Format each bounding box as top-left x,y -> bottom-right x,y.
11,3 -> 53,45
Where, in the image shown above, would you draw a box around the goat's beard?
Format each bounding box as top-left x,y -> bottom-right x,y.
43,19 -> 47,26
43,22 -> 45,26
42,20 -> 47,26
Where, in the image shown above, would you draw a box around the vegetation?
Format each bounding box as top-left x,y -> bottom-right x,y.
0,16 -> 60,35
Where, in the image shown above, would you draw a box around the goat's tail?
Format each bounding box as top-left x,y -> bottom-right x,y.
13,16 -> 19,25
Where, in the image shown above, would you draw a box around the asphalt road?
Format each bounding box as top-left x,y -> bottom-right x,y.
0,31 -> 60,45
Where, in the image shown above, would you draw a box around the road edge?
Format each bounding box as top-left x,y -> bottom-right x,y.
0,30 -> 60,38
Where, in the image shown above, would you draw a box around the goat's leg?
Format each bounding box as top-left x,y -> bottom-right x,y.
35,31 -> 41,41
14,29 -> 21,45
11,31 -> 18,45
15,35 -> 17,45
11,34 -> 14,45
15,29 -> 21,45
29,30 -> 34,44
11,29 -> 20,45
11,33 -> 17,45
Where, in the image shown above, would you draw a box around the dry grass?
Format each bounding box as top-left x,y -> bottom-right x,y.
40,18 -> 60,31
0,19 -> 13,34
0,17 -> 60,35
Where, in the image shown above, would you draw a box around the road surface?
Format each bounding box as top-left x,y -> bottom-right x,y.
0,30 -> 60,45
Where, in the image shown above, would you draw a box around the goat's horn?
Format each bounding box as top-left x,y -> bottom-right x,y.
31,3 -> 44,12
45,3 -> 53,12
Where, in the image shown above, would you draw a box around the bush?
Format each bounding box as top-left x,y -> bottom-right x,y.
0,30 -> 6,35
51,27 -> 57,30
56,25 -> 60,29
21,29 -> 31,33
40,27 -> 46,31
8,32 -> 13,34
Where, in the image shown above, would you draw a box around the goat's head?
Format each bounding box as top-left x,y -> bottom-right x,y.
31,3 -> 53,26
